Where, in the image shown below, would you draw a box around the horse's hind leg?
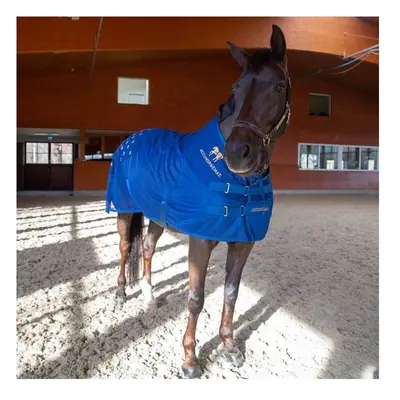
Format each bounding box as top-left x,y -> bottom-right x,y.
140,220 -> 164,310
116,213 -> 133,302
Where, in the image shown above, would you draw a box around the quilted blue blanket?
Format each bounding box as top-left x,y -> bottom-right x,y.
105,115 -> 274,242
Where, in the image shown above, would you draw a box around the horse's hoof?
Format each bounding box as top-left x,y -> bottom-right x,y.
222,348 -> 245,368
115,291 -> 127,304
182,365 -> 202,379
144,299 -> 158,312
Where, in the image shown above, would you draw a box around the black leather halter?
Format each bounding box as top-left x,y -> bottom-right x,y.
231,77 -> 292,147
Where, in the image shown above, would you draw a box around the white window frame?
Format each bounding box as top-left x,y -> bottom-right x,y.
309,93 -> 331,116
298,143 -> 379,172
117,77 -> 149,105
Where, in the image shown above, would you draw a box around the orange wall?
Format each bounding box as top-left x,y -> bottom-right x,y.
271,76 -> 378,190
18,55 -> 237,132
18,56 -> 379,191
17,17 -> 379,64
74,161 -> 110,190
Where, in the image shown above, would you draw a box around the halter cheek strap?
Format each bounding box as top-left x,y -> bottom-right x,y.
231,77 -> 292,147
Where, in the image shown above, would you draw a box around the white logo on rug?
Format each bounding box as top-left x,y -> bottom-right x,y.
200,148 -> 223,178
209,146 -> 224,162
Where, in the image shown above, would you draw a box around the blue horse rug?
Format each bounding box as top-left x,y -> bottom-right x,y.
105,115 -> 274,242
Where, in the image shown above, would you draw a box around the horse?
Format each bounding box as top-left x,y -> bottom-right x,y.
105,24 -> 291,378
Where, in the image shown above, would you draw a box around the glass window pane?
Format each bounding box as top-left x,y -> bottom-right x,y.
50,143 -> 62,164
51,143 -> 62,153
51,153 -> 62,164
25,152 -> 33,163
61,143 -> 73,153
299,144 -> 319,169
319,145 -> 338,170
342,146 -> 360,170
85,136 -> 102,160
104,136 -> 121,154
37,143 -> 48,153
51,143 -> 73,164
62,154 -> 73,164
37,153 -> 48,164
361,148 -> 378,170
26,142 -> 49,164
27,152 -> 38,164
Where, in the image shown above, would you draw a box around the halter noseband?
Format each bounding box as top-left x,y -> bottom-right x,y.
231,77 -> 292,147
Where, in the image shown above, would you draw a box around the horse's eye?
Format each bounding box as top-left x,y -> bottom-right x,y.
275,84 -> 285,93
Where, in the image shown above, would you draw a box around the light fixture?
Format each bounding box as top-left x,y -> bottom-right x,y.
33,133 -> 59,136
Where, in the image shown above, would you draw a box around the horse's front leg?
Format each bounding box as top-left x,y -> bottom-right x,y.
182,236 -> 218,379
116,213 -> 133,303
219,241 -> 254,367
140,220 -> 164,310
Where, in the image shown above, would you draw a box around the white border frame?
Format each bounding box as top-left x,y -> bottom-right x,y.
298,142 -> 379,172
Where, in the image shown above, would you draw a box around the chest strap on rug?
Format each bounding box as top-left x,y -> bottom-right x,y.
207,204 -> 271,217
209,182 -> 272,196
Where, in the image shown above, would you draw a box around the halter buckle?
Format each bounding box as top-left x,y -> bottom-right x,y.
263,135 -> 272,146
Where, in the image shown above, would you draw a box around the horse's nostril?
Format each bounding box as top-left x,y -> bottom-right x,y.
243,145 -> 251,159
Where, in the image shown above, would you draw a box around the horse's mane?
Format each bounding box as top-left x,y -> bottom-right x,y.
218,94 -> 235,122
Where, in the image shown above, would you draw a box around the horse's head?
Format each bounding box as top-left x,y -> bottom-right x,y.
220,24 -> 291,177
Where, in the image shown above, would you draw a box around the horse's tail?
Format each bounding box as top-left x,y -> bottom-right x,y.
127,212 -> 144,287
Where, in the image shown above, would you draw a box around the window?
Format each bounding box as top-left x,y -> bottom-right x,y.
84,136 -> 102,161
299,144 -> 319,170
26,142 -> 49,164
50,143 -> 73,164
319,145 -> 338,170
309,93 -> 331,116
299,143 -> 378,171
342,146 -> 360,170
103,136 -> 121,160
361,147 -> 378,171
25,142 -> 74,165
118,77 -> 149,105
83,134 -> 127,161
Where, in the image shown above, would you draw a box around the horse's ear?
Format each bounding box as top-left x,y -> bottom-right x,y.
227,41 -> 250,68
270,24 -> 286,61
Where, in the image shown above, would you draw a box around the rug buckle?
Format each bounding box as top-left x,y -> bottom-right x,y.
224,206 -> 228,217
225,183 -> 230,194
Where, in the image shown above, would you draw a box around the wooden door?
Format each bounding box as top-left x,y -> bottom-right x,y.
23,142 -> 74,190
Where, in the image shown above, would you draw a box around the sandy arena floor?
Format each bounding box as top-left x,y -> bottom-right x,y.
16,194 -> 378,379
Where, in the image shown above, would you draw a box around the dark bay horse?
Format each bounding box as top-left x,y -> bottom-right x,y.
108,25 -> 291,378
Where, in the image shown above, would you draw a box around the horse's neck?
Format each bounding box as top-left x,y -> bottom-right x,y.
218,95 -> 235,123
218,96 -> 236,140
